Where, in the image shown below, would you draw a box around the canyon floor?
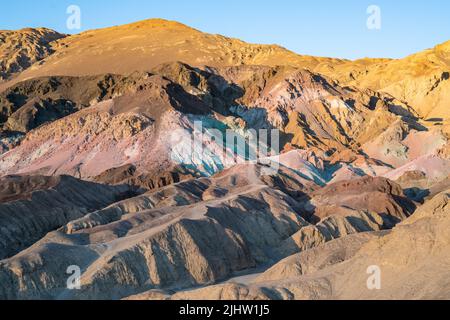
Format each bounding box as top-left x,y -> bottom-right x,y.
0,19 -> 449,300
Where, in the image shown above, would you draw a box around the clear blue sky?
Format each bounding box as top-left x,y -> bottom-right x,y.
1,0 -> 449,60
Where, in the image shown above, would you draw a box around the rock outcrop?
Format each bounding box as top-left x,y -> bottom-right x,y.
0,28 -> 65,80
0,164 -> 413,299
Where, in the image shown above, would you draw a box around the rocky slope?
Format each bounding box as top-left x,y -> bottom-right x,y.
0,28 -> 65,81
0,19 -> 344,92
316,40 -> 450,124
1,19 -> 448,128
0,162 -> 413,299
0,19 -> 448,300
0,175 -> 134,260
163,189 -> 450,300
1,62 -> 446,183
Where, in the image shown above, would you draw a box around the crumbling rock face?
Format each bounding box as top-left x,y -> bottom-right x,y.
92,164 -> 195,191
0,185 -> 306,299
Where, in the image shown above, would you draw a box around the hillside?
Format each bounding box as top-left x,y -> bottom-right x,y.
0,28 -> 66,80
0,18 -> 448,301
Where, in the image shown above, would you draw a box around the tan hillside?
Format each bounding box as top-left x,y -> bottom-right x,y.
0,162 -> 414,299
0,28 -> 66,80
2,63 -> 446,181
165,189 -> 450,300
0,18 -> 449,301
0,19 -> 344,89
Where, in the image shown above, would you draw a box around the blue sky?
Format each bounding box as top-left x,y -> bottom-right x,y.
1,0 -> 449,60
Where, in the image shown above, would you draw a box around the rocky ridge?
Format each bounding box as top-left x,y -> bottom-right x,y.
0,19 -> 448,300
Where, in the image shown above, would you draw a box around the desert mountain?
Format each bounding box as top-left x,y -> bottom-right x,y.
316,40 -> 450,122
1,19 -> 448,126
0,28 -> 65,80
0,19 -> 449,300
